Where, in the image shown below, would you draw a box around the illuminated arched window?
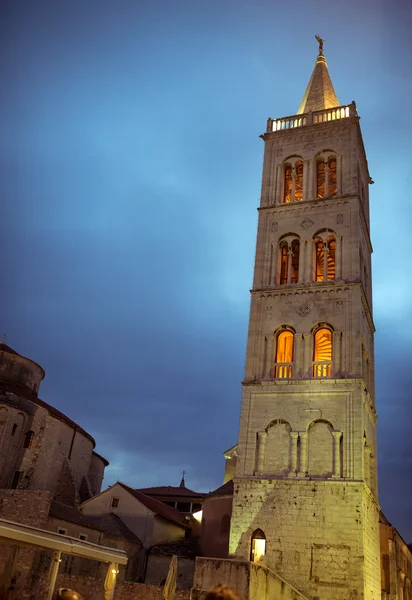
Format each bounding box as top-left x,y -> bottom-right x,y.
279,238 -> 300,285
328,158 -> 337,196
314,236 -> 336,281
316,161 -> 325,198
275,330 -> 294,378
250,529 -> 266,563
295,161 -> 303,201
316,154 -> 338,198
313,328 -> 333,377
279,244 -> 288,285
291,240 -> 300,284
283,160 -> 304,203
284,166 -> 292,203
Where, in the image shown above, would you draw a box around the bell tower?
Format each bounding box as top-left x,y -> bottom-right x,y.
229,38 -> 381,600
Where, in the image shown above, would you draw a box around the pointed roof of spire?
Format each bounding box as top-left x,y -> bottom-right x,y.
296,35 -> 339,115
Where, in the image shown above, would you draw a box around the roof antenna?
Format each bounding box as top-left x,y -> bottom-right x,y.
179,470 -> 186,488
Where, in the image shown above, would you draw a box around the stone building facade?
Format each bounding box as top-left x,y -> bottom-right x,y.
225,43 -> 381,600
0,342 -> 108,502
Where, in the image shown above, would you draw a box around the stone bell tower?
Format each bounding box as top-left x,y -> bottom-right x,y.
229,38 -> 381,600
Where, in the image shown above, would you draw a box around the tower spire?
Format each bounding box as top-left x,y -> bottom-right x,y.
296,35 -> 339,115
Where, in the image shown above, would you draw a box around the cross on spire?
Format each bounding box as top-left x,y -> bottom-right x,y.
179,470 -> 186,488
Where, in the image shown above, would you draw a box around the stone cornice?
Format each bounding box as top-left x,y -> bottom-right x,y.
250,281 -> 376,334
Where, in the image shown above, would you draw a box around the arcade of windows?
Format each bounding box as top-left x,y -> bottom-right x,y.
274,327 -> 333,379
283,152 -> 337,203
278,230 -> 336,285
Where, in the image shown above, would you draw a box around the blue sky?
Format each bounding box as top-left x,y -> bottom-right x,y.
1,0 -> 411,541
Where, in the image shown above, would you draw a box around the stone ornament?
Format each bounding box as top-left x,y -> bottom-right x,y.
300,217 -> 314,229
296,304 -> 311,318
337,213 -> 344,224
271,222 -> 278,233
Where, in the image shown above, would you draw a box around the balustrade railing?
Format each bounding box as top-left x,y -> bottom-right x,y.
268,103 -> 356,134
274,363 -> 293,378
312,361 -> 332,377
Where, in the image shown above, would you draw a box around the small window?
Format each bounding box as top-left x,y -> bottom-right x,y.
176,502 -> 191,512
250,529 -> 266,563
316,161 -> 326,198
110,497 -> 120,508
192,503 -> 202,512
284,166 -> 293,203
79,533 -> 88,541
58,528 -> 67,535
11,471 -> 23,489
328,158 -> 337,196
23,430 -> 34,449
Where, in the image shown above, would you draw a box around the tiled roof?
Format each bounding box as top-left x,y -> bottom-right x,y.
137,486 -> 204,499
149,536 -> 199,558
207,480 -> 234,498
49,502 -> 103,531
86,513 -> 141,544
118,483 -> 188,529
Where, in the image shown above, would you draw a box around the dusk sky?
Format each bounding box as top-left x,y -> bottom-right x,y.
1,0 -> 411,540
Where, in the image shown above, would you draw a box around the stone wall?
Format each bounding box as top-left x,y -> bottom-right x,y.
192,557 -> 309,600
54,574 -> 191,600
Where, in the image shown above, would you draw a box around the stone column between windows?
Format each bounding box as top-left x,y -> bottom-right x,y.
303,334 -> 312,377
303,160 -> 310,200
298,240 -> 306,284
275,165 -> 282,205
333,331 -> 341,377
294,334 -> 303,378
332,431 -> 343,478
264,335 -> 274,378
305,239 -> 313,283
337,155 -> 343,194
256,431 -> 267,473
290,432 -> 300,474
298,432 -> 308,476
308,160 -> 314,199
335,236 -> 342,279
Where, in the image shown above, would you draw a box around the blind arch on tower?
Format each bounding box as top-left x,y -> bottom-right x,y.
307,419 -> 334,477
262,419 -> 291,475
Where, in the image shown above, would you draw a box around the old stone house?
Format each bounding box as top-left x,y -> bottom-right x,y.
81,481 -> 190,549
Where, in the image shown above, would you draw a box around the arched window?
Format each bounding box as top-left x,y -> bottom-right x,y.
316,161 -> 326,198
295,161 -> 303,201
220,514 -> 230,533
283,159 -> 304,203
274,330 -> 294,378
278,237 -> 300,285
279,243 -> 288,285
316,153 -> 338,198
250,529 -> 266,563
23,430 -> 34,449
284,166 -> 292,203
328,158 -> 337,196
313,328 -> 333,377
314,234 -> 336,281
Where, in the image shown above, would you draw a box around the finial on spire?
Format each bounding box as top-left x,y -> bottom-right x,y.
1,334 -> 6,344
315,34 -> 325,55
179,470 -> 186,488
